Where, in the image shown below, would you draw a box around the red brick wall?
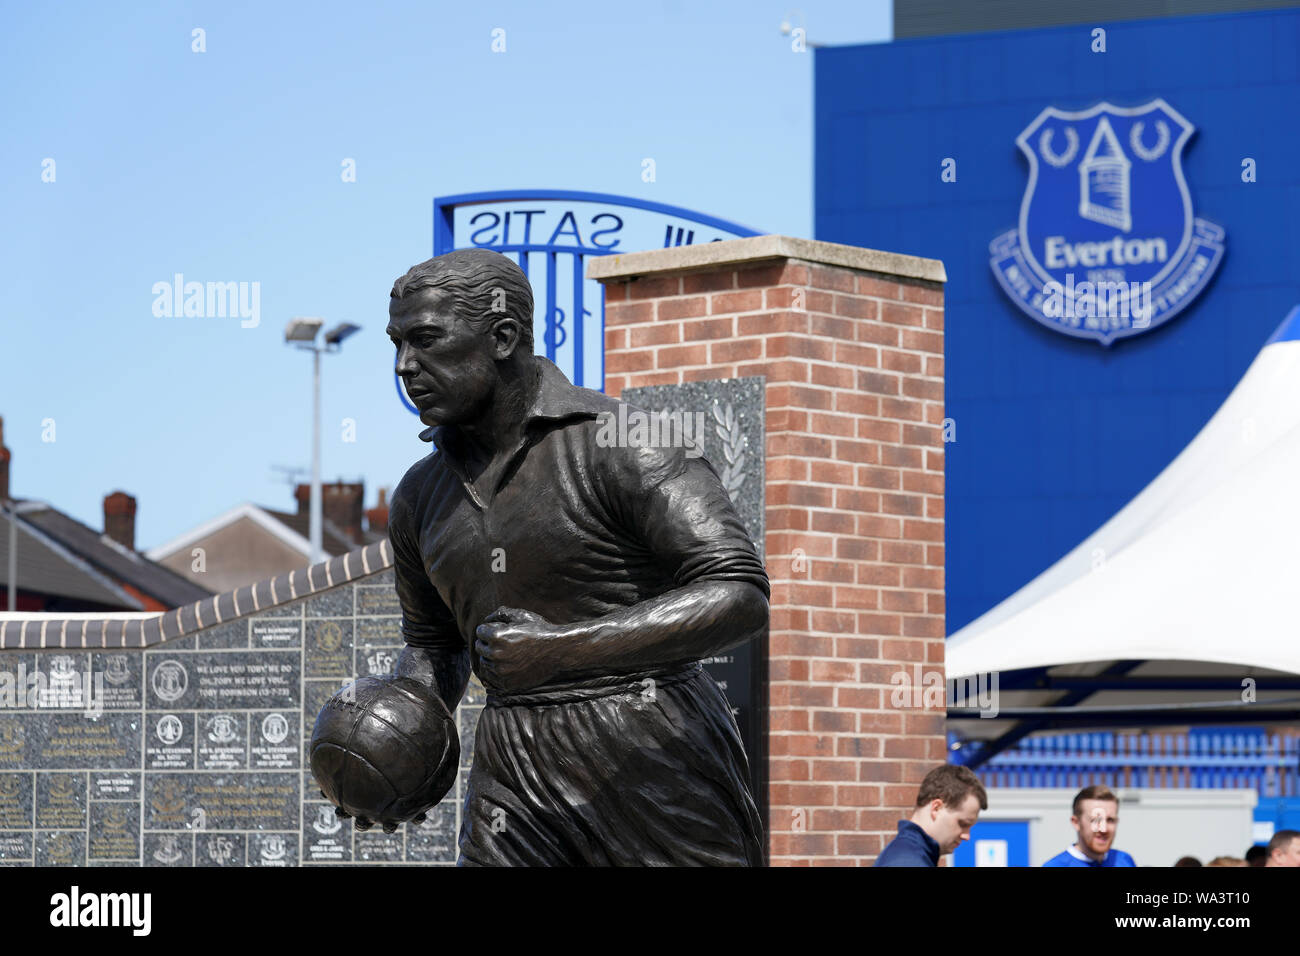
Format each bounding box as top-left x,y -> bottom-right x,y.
599,257 -> 946,866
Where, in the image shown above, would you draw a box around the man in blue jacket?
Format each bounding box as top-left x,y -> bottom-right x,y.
875,765 -> 987,867
1042,785 -> 1136,867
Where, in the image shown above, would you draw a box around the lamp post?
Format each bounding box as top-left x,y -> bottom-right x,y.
284,318 -> 361,564
3,499 -> 46,611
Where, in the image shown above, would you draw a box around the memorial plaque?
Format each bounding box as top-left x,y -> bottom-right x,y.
356,643 -> 400,678
304,620 -> 353,678
143,774 -> 190,830
0,831 -> 32,864
35,772 -> 86,829
91,772 -> 140,801
249,832 -> 296,867
356,587 -> 401,615
147,713 -> 194,770
31,653 -> 97,711
251,617 -> 301,649
0,715 -> 29,768
35,830 -> 85,867
144,772 -> 298,832
93,652 -> 143,709
88,802 -> 140,860
143,832 -> 191,867
197,832 -> 246,867
357,616 -> 402,647
355,829 -> 405,862
32,713 -> 141,769
0,773 -> 33,828
197,712 -> 248,770
250,711 -> 298,769
147,651 -> 299,710
303,802 -> 352,862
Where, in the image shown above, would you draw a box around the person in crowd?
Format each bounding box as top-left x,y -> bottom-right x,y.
874,764 -> 987,867
1264,829 -> 1300,867
1041,785 -> 1136,867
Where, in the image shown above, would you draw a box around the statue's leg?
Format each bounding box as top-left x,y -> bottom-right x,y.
501,666 -> 765,866
459,667 -> 764,866
456,703 -> 584,867
569,666 -> 764,866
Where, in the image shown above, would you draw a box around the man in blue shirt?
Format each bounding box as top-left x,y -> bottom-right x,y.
1042,785 -> 1137,867
875,765 -> 987,867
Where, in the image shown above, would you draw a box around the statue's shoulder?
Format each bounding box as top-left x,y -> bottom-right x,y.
390,450 -> 445,520
583,397 -> 695,495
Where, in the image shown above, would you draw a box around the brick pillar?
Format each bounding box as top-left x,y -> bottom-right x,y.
590,235 -> 946,866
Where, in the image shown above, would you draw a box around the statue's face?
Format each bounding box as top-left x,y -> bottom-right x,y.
388,287 -> 499,428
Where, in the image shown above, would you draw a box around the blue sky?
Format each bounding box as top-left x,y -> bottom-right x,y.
0,0 -> 891,549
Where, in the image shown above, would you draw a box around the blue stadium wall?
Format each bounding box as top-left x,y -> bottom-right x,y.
815,9 -> 1300,634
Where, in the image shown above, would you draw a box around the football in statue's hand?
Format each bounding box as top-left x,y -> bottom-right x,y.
309,674 -> 459,828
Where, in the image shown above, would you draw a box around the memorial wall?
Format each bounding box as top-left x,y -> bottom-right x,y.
0,543 -> 469,866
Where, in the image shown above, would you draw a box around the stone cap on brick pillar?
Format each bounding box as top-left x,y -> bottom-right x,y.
586,234 -> 946,285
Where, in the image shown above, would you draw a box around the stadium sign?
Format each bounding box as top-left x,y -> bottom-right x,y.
990,99 -> 1225,345
395,190 -> 759,412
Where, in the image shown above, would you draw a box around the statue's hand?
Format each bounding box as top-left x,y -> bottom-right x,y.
323,800 -> 433,835
475,606 -> 563,694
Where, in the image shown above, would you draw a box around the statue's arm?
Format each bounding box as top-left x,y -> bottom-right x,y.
552,450 -> 770,680
555,579 -> 767,679
387,487 -> 470,713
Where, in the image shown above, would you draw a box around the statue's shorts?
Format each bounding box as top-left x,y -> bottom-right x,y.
456,661 -> 764,866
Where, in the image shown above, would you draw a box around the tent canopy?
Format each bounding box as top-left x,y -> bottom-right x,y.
948,306 -> 1300,683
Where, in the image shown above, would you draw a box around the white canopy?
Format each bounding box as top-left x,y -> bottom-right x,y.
948,307 -> 1300,680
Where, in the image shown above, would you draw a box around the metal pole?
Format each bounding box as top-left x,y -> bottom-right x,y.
6,506 -> 15,612
310,347 -> 323,564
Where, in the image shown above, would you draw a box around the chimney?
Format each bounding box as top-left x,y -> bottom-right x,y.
0,416 -> 10,501
366,487 -> 389,535
296,480 -> 365,545
103,491 -> 137,551
325,481 -> 365,544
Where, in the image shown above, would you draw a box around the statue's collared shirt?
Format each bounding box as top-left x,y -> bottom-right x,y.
387,357 -> 769,684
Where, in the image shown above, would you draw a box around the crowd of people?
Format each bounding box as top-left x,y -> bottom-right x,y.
874,764 -> 1300,868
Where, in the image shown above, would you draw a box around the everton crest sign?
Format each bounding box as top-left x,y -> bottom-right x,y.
990,99 -> 1225,345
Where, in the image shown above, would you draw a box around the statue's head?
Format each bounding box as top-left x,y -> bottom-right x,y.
388,249 -> 535,428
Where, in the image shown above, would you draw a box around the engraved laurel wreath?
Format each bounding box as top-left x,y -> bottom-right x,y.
711,402 -> 748,500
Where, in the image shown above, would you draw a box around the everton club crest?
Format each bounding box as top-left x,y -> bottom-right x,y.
990,99 -> 1225,345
